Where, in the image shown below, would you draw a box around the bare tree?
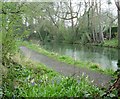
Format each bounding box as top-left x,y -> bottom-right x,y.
98,0 -> 104,43
115,0 -> 120,48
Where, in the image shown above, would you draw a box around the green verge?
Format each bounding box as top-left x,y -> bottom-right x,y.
86,38 -> 118,49
2,54 -> 106,97
103,38 -> 118,48
18,41 -> 114,76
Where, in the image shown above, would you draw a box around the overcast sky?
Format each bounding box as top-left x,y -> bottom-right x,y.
71,0 -> 117,16
101,0 -> 117,16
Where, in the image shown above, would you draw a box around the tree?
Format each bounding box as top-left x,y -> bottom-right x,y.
2,2 -> 26,66
15,1 -> 118,44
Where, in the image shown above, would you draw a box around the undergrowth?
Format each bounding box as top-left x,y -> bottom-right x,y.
2,53 -> 118,98
1,54 -> 101,97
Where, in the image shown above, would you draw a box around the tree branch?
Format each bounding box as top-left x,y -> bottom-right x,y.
56,14 -> 77,20
115,1 -> 120,11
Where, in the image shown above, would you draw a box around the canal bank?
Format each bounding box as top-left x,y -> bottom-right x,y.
20,45 -> 113,88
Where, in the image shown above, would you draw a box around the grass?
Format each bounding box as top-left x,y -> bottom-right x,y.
88,38 -> 118,49
2,53 -> 107,97
18,40 -> 114,75
103,38 -> 118,48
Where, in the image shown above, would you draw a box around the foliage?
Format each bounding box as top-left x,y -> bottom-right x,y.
17,76 -> 102,97
2,2 -> 29,66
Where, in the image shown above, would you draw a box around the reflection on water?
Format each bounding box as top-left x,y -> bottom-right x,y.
41,43 -> 118,71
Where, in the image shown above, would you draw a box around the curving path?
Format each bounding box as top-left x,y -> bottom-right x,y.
20,46 -> 113,88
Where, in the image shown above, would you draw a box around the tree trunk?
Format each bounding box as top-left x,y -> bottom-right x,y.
91,1 -> 96,42
109,25 -> 112,40
92,29 -> 96,42
98,0 -> 104,43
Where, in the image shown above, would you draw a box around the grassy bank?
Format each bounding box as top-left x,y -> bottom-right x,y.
91,38 -> 118,48
2,53 -> 107,97
103,39 -> 118,48
86,38 -> 118,49
18,41 -> 114,75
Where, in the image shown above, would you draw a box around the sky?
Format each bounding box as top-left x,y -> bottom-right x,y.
71,0 -> 117,16
100,0 -> 117,16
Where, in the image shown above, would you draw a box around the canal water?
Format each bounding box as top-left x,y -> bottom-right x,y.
41,43 -> 118,71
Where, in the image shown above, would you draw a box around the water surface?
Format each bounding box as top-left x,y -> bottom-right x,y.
41,43 -> 118,71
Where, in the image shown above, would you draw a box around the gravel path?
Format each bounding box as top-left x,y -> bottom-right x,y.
20,46 -> 113,88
